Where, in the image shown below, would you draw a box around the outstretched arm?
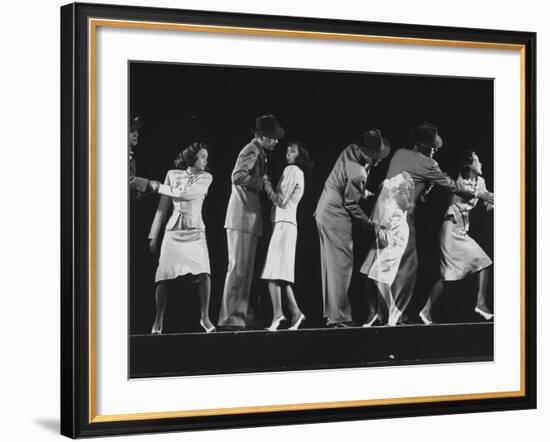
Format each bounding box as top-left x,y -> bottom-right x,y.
148,172 -> 172,241
157,173 -> 213,200
479,178 -> 494,211
425,161 -> 493,202
130,176 -> 150,193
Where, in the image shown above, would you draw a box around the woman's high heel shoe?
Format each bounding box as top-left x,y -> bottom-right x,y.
474,306 -> 494,320
200,319 -> 216,333
288,313 -> 306,330
266,316 -> 287,331
419,311 -> 433,325
362,313 -> 380,328
151,319 -> 163,335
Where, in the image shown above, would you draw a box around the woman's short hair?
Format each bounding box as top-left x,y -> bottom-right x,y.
457,149 -> 476,178
174,142 -> 208,169
288,140 -> 314,175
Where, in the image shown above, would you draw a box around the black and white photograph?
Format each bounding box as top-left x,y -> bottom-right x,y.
128,61 -> 495,378
53,1 -> 537,438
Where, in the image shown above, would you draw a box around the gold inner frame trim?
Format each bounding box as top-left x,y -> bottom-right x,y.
91,18 -> 525,50
87,17 -> 527,424
519,47 -> 526,395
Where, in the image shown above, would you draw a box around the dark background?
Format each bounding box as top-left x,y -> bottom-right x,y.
129,61 -> 494,335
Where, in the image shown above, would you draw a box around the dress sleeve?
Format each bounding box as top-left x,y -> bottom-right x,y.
148,172 -> 172,239
343,166 -> 371,226
267,166 -> 299,208
157,172 -> 212,201
479,177 -> 494,211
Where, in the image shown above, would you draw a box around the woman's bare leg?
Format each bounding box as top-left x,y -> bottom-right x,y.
197,273 -> 215,330
420,279 -> 444,323
152,281 -> 169,333
266,281 -> 285,330
475,267 -> 492,314
284,284 -> 303,323
363,276 -> 379,325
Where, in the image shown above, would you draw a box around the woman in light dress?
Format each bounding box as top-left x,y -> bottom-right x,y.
360,171 -> 416,326
261,141 -> 313,331
419,151 -> 494,324
149,142 -> 216,334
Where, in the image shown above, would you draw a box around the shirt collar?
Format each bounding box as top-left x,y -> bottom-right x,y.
252,138 -> 263,151
252,139 -> 267,161
349,144 -> 371,167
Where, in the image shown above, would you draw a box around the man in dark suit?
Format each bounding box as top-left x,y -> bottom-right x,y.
129,115 -> 160,197
217,114 -> 285,330
128,114 -> 161,333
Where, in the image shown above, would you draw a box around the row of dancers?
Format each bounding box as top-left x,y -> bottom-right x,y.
129,114 -> 494,334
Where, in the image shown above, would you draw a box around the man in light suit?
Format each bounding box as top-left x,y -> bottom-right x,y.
314,129 -> 390,327
218,114 -> 285,330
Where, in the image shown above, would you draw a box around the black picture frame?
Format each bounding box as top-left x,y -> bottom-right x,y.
61,2 -> 536,438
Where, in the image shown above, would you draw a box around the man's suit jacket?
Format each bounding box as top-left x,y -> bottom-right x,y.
386,148 -> 458,202
224,140 -> 266,236
314,144 -> 372,233
129,150 -> 150,197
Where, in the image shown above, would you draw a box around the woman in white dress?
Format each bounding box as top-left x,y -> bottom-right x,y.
360,171 -> 416,326
419,151 -> 494,324
261,141 -> 313,331
149,142 -> 215,334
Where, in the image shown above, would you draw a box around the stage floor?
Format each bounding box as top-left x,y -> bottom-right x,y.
129,322 -> 494,378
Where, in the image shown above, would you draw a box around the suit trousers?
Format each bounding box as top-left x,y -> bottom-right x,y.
317,222 -> 354,324
217,229 -> 259,327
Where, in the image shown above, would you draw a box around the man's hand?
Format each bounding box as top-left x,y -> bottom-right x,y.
149,238 -> 159,254
363,189 -> 375,199
376,227 -> 389,247
478,190 -> 494,205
